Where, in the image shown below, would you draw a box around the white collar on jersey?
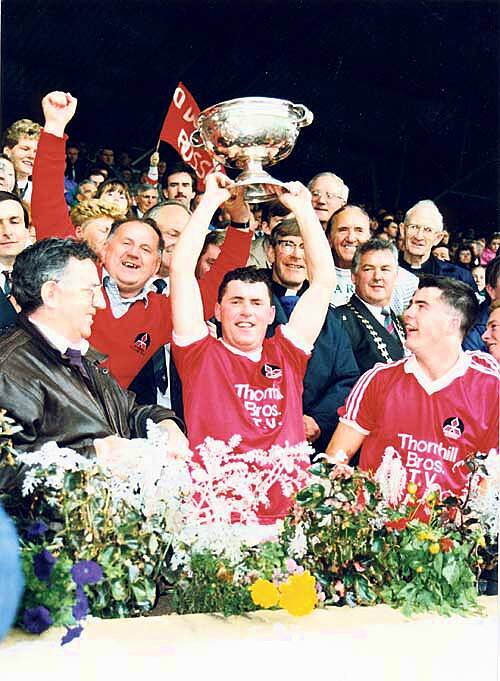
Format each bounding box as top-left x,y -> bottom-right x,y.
404,351 -> 470,395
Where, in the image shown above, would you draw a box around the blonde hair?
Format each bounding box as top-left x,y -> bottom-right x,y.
3,119 -> 41,148
70,199 -> 125,228
489,299 -> 500,313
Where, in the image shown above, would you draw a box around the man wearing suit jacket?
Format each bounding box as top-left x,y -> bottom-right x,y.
334,238 -> 405,374
0,191 -> 31,334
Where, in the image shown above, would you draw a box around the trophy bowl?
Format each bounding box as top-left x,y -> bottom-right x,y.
190,97 -> 313,203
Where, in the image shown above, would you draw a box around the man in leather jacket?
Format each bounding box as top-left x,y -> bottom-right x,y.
0,238 -> 186,491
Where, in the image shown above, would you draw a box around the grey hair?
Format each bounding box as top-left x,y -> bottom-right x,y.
145,199 -> 191,221
404,200 -> 443,230
307,172 -> 349,201
351,238 -> 399,274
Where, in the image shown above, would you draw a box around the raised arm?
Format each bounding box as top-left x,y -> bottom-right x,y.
280,182 -> 336,347
198,189 -> 253,319
31,91 -> 78,238
169,172 -> 235,338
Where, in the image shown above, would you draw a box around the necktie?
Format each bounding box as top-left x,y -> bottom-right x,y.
153,278 -> 167,294
2,271 -> 11,296
382,308 -> 396,336
65,348 -> 89,378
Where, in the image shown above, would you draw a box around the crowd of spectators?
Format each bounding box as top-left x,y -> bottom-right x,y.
0,90 -> 498,621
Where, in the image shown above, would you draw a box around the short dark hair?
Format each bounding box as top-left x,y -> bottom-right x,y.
0,190 -> 29,229
351,238 -> 398,273
162,162 -> 197,191
485,256 -> 500,290
106,217 -> 165,255
417,274 -> 478,337
12,238 -> 97,314
217,266 -> 273,304
269,218 -> 301,247
326,203 -> 370,239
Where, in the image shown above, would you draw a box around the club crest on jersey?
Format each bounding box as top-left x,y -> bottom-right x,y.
132,331 -> 151,354
442,416 -> 464,440
261,363 -> 282,380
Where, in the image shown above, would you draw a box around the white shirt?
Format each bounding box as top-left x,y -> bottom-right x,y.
28,317 -> 89,356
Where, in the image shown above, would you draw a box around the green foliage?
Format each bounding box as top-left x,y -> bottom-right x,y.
172,551 -> 257,617
281,461 -> 486,616
19,542 -> 76,628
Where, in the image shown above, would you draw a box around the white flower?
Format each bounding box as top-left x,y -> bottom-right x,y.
375,447 -> 407,506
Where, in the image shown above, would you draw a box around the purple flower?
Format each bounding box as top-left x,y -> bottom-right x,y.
72,585 -> 89,620
23,606 -> 53,634
26,521 -> 49,540
61,625 -> 83,646
33,549 -> 57,582
71,560 -> 103,586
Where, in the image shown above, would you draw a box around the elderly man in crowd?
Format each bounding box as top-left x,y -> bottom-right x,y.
398,199 -> 477,290
170,174 -> 335,522
0,238 -> 186,467
308,171 -> 349,231
334,238 -> 405,374
327,276 -> 498,507
328,204 -> 419,314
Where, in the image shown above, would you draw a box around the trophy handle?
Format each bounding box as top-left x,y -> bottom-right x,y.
291,104 -> 314,128
190,129 -> 204,148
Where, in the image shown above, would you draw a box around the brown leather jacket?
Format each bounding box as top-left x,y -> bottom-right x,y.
0,315 -> 184,492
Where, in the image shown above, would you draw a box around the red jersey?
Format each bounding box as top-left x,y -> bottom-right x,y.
31,131 -> 252,387
339,351 -> 499,500
173,326 -> 310,522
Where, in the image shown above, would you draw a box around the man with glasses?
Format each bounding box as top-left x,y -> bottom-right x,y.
0,238 -> 187,463
265,219 -> 359,455
307,172 -> 349,230
399,199 -> 476,289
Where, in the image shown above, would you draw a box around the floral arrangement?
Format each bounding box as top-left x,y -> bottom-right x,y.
0,404 -> 497,640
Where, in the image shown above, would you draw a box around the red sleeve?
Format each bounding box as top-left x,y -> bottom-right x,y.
338,367 -> 381,433
31,131 -> 74,239
198,227 -> 253,320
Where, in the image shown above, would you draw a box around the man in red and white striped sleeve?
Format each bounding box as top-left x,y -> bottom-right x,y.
326,275 -> 499,502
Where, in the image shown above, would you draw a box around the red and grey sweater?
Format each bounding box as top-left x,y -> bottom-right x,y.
31,131 -> 252,387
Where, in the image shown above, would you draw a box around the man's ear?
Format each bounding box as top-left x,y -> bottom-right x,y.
74,225 -> 83,240
486,284 -> 496,301
40,280 -> 59,308
266,244 -> 276,265
214,301 -> 221,322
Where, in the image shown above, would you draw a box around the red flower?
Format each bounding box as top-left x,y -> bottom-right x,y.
385,517 -> 408,532
440,537 -> 454,553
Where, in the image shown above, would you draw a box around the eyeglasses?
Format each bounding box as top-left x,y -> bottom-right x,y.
55,280 -> 103,298
276,239 -> 305,254
311,190 -> 343,201
406,224 -> 439,237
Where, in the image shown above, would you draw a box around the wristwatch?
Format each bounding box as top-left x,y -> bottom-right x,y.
229,220 -> 250,229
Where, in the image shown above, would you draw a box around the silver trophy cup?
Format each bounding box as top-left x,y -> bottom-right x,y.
190,97 -> 313,203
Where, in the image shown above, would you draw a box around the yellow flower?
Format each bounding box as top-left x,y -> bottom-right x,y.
429,543 -> 440,555
477,536 -> 486,548
249,578 -> 280,608
407,482 -> 418,495
415,566 -> 424,573
278,571 -> 317,617
418,530 -> 430,541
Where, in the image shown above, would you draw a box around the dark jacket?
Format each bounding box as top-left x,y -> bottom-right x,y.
0,291 -> 17,336
0,315 -> 183,491
462,298 -> 490,352
399,253 -> 477,290
268,281 -> 360,454
333,295 -> 405,375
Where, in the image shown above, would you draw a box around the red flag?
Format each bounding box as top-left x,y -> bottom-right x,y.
159,82 -> 223,190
